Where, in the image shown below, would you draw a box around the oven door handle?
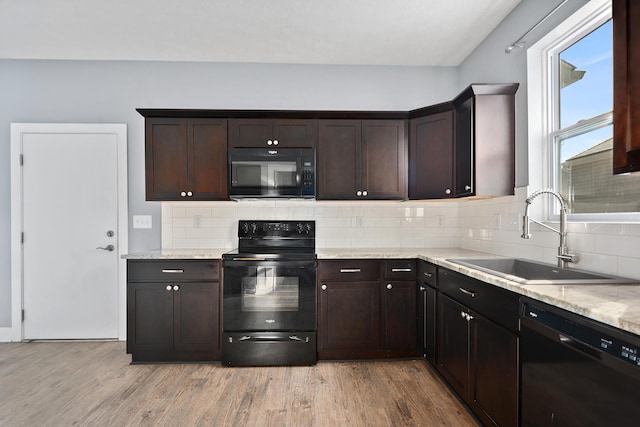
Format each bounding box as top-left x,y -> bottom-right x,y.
231,335 -> 310,343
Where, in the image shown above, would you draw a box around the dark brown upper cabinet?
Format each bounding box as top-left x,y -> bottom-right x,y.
613,0 -> 640,174
453,83 -> 518,197
145,118 -> 228,201
409,105 -> 455,199
228,118 -> 317,148
317,119 -> 406,200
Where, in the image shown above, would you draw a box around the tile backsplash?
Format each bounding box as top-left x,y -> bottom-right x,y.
161,199 -> 460,250
161,187 -> 640,280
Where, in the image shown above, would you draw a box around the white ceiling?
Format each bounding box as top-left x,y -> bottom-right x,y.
0,0 -> 521,66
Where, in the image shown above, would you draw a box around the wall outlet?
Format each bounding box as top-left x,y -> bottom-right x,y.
133,215 -> 152,229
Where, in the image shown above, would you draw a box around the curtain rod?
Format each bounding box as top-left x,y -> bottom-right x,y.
505,0 -> 570,53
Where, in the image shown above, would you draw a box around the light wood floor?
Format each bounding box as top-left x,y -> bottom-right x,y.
0,341 -> 478,426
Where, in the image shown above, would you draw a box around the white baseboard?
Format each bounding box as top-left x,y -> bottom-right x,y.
0,327 -> 14,342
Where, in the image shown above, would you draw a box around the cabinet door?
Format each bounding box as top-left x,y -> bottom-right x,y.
273,119 -> 317,148
228,119 -> 316,148
127,283 -> 174,356
470,314 -> 519,427
437,294 -> 469,401
318,281 -> 381,355
188,119 -> 228,200
174,281 -> 220,357
455,97 -> 474,197
228,119 -> 273,148
613,0 -> 640,173
362,120 -> 406,199
317,120 -> 361,199
145,118 -> 187,201
383,280 -> 417,351
409,111 -> 454,199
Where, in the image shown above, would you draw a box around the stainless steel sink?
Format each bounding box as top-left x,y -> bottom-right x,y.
446,258 -> 635,285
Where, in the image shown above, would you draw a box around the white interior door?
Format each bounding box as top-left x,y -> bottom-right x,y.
22,131 -> 120,339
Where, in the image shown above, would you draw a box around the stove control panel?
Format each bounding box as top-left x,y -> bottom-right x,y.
238,220 -> 315,238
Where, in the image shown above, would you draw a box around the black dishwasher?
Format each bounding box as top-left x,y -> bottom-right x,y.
520,297 -> 640,426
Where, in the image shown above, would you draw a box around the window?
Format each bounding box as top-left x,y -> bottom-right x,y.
544,2 -> 640,220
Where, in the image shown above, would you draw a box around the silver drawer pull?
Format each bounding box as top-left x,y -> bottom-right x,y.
424,272 -> 433,277
459,287 -> 477,298
340,268 -> 362,273
391,268 -> 412,272
162,269 -> 184,273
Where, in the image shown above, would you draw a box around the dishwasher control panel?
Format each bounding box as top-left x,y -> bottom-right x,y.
522,301 -> 640,368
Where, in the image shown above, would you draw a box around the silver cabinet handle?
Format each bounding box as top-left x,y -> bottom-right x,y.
187,191 -> 193,197
321,284 -> 327,291
419,286 -> 426,291
166,285 -> 172,291
386,283 -> 393,290
424,272 -> 433,277
362,190 -> 368,196
356,190 -> 362,196
96,245 -> 114,252
162,269 -> 184,273
465,185 -> 472,191
445,188 -> 452,195
180,191 -> 186,197
173,285 -> 180,291
340,268 -> 362,273
273,140 -> 279,146
459,287 -> 477,298
460,312 -> 473,321
267,140 -> 273,145
391,268 -> 412,272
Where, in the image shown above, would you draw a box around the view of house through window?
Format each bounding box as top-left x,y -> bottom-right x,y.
551,18 -> 640,215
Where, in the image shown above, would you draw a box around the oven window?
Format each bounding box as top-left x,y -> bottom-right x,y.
241,267 -> 299,312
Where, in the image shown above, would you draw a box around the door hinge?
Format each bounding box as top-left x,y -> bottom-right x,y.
21,232 -> 24,244
22,309 -> 25,321
20,154 -> 24,166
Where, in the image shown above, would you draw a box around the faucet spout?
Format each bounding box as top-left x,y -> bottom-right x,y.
521,189 -> 579,268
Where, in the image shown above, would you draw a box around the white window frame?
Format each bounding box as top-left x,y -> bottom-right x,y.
527,0 -> 639,222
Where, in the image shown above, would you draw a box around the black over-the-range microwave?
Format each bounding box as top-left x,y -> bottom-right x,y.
228,148 -> 316,199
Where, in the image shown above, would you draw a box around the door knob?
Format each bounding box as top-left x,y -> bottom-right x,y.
96,245 -> 115,252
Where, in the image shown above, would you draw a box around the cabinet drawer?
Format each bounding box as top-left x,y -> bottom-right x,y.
318,260 -> 380,281
418,261 -> 438,287
383,259 -> 416,280
128,260 -> 220,282
439,268 -> 518,332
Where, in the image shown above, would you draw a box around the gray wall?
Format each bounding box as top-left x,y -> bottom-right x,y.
0,60 -> 458,327
458,0 -> 590,187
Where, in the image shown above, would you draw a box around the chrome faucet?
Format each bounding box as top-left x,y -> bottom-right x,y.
521,189 -> 580,268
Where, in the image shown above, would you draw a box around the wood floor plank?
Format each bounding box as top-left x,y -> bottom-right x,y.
0,342 -> 478,426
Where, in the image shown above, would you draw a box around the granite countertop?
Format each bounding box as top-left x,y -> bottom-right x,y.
123,247 -> 640,336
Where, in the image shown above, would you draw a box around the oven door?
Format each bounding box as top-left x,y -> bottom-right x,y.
223,258 -> 317,332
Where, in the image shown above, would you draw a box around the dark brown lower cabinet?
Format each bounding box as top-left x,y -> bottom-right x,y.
317,259 -> 418,359
127,260 -> 220,362
383,280 -> 417,351
318,281 -> 382,358
437,293 -> 518,427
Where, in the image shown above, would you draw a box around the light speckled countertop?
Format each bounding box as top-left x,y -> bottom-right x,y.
123,247 -> 640,336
